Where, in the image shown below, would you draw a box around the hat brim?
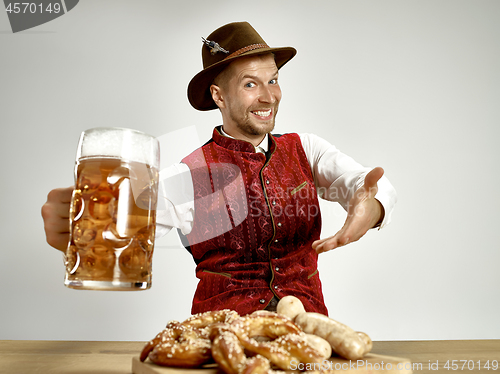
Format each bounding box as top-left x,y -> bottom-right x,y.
187,46 -> 296,111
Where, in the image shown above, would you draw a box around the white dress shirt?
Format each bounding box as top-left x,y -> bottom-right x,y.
155,130 -> 397,238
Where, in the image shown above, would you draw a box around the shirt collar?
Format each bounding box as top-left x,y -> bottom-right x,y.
220,127 -> 269,154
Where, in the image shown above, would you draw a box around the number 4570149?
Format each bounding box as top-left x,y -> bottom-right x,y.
5,3 -> 61,14
444,360 -> 498,370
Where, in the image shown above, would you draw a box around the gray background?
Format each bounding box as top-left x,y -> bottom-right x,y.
1,0 -> 499,342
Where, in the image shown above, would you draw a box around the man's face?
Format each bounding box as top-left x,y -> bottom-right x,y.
211,54 -> 282,143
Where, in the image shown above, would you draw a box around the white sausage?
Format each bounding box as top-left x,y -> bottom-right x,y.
276,296 -> 306,320
302,333 -> 332,359
294,312 -> 372,360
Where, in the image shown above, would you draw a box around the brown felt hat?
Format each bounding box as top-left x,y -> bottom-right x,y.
187,22 -> 297,111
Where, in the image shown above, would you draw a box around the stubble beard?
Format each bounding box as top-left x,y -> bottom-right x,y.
230,104 -> 279,137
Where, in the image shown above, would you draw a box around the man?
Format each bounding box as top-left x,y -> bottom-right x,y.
42,22 -> 396,316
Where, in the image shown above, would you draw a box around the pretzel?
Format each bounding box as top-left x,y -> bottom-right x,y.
211,310 -> 324,373
140,309 -> 239,367
141,309 -> 327,372
211,329 -> 247,374
146,321 -> 212,367
182,309 -> 240,338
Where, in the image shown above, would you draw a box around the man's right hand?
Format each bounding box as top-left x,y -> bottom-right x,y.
41,186 -> 73,252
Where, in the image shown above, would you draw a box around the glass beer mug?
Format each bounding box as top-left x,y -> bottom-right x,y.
64,127 -> 160,290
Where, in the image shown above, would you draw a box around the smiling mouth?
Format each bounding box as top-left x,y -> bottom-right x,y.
251,109 -> 272,119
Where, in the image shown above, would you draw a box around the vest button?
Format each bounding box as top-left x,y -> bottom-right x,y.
277,222 -> 282,227
275,267 -> 279,272
259,299 -> 266,304
266,180 -> 270,185
274,285 -> 278,289
274,239 -> 278,243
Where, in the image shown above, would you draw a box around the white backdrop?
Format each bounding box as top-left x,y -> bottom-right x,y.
1,0 -> 499,342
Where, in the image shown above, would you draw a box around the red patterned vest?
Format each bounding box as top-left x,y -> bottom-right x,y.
181,127 -> 327,316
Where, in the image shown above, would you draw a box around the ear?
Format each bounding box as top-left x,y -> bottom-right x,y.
210,84 -> 225,109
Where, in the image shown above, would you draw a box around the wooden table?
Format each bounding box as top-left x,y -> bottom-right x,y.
0,340 -> 498,374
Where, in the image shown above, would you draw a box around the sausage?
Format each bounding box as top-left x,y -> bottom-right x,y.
302,333 -> 332,359
276,295 -> 306,320
276,296 -> 372,360
294,312 -> 371,360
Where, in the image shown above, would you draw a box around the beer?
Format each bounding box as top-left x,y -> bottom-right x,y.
64,156 -> 158,290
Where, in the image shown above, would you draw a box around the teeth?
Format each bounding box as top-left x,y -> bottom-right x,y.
253,109 -> 271,117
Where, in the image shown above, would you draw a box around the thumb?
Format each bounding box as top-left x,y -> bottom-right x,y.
364,167 -> 384,191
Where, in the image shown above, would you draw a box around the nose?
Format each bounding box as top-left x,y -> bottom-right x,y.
258,85 -> 278,104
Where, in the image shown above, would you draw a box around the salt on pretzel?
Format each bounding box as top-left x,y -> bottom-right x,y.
182,309 -> 240,338
140,309 -> 239,367
211,310 -> 324,373
211,329 -> 272,374
182,309 -> 240,327
146,321 -> 212,367
211,329 -> 247,374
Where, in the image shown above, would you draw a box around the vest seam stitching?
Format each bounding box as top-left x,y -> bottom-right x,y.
308,269 -> 318,279
290,181 -> 308,196
202,269 -> 232,278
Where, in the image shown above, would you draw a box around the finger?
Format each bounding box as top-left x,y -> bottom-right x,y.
42,208 -> 70,251
312,229 -> 344,249
47,186 -> 74,204
364,167 -> 384,190
313,231 -> 351,254
315,236 -> 349,254
311,237 -> 328,249
52,202 -> 71,219
43,214 -> 70,234
45,232 -> 70,253
41,199 -> 71,221
312,236 -> 331,253
42,187 -> 74,219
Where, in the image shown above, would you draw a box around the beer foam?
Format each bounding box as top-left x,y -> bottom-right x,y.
78,127 -> 159,167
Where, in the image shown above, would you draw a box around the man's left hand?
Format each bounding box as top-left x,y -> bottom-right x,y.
312,167 -> 385,254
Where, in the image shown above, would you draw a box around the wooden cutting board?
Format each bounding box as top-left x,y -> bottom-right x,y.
132,353 -> 413,373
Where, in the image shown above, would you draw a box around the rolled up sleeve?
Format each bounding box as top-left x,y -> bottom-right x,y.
155,162 -> 195,238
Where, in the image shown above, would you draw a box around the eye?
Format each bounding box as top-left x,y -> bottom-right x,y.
269,78 -> 278,85
245,82 -> 256,88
